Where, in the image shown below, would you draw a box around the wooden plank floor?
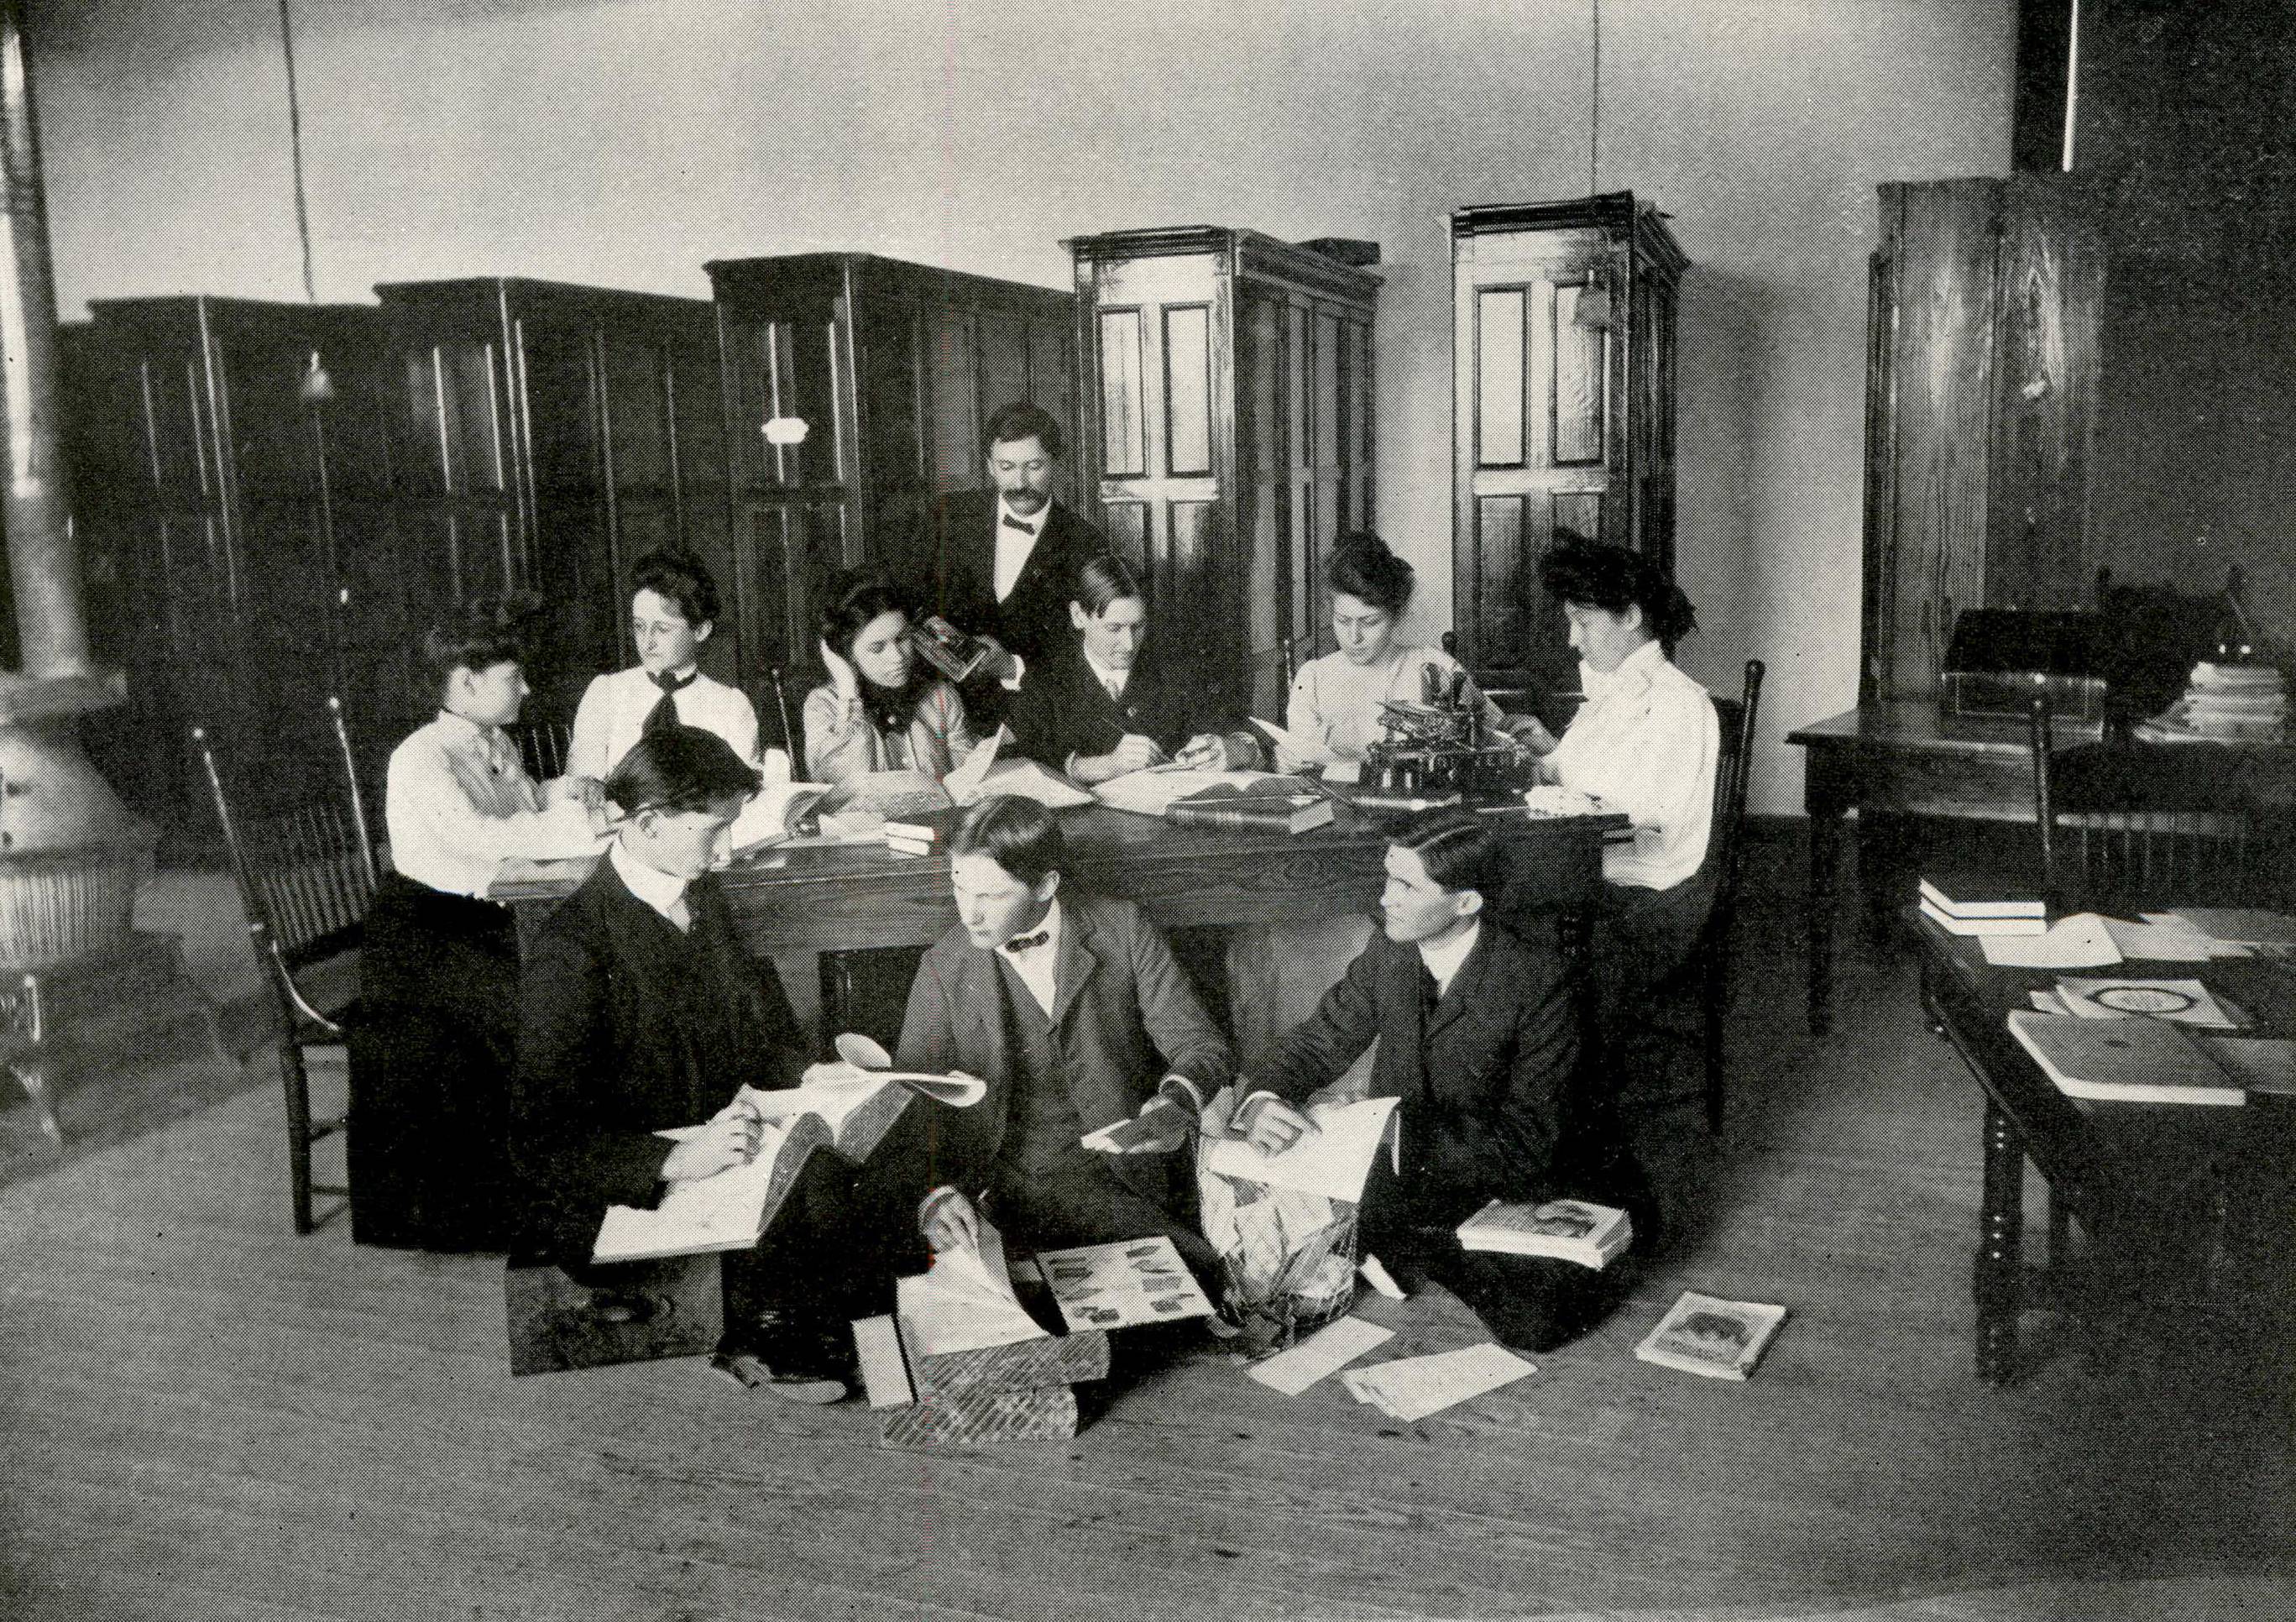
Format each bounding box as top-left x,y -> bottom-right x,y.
2,849 -> 2291,1621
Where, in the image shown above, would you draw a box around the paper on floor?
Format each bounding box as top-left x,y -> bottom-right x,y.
1247,1316 -> 1395,1396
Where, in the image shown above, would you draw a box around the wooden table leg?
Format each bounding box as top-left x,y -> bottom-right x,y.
1808,817 -> 1838,1035
1974,1096 -> 2026,1386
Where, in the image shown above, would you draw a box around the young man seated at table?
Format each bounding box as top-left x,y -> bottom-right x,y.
1006,553 -> 1260,785
1233,810 -> 1655,1353
896,794 -> 1232,1280
511,726 -> 925,1401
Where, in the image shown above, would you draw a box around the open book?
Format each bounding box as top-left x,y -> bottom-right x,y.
948,725 -> 1096,809
733,1034 -> 985,1159
894,1216 -> 1047,1358
727,777 -> 831,856
591,1112 -> 831,1265
1093,766 -> 1306,819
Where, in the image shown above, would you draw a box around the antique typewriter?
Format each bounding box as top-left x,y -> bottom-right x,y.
1358,662 -> 1535,798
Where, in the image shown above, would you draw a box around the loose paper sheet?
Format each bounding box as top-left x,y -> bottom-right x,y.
1980,913 -> 2123,969
1340,1343 -> 1536,1422
1247,1316 -> 1394,1396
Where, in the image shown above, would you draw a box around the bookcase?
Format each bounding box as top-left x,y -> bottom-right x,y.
1450,194 -> 1686,701
703,254 -> 1080,686
1068,228 -> 1379,718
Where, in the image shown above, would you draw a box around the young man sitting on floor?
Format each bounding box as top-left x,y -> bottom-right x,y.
895,794 -> 1232,1281
510,726 -> 925,1401
1235,810 -> 1655,1353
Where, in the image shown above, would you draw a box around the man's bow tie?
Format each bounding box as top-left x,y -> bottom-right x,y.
1002,929 -> 1050,954
1002,513 -> 1036,532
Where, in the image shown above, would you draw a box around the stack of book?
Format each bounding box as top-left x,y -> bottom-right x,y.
1455,1198 -> 1633,1270
2140,662 -> 2289,743
1917,874 -> 2046,937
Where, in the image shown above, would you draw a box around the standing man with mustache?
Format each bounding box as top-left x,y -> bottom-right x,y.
907,400 -> 1106,727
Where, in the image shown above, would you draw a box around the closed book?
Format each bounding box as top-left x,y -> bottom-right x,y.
1455,1198 -> 1632,1269
884,835 -> 937,858
1919,899 -> 2048,938
1634,1291 -> 1787,1382
2005,1010 -> 2243,1105
1918,874 -> 2045,918
1164,795 -> 1335,835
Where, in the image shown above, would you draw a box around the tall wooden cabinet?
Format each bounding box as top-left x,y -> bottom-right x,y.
1860,177 -> 2107,701
62,296 -> 396,835
1450,195 -> 1685,698
703,254 -> 1080,684
373,279 -> 731,732
1069,228 -> 1379,718
63,280 -> 735,846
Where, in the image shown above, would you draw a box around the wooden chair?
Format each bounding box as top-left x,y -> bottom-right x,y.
2028,698 -> 2283,915
1695,660 -> 1765,1136
508,719 -> 571,783
195,697 -> 379,1234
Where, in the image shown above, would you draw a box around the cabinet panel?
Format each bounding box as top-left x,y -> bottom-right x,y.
1452,195 -> 1686,694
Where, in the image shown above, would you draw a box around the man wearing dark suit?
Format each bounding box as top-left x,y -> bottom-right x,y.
1006,552 -> 1258,783
895,794 -> 1232,1279
1237,812 -> 1654,1353
511,726 -> 923,1400
911,400 -> 1107,721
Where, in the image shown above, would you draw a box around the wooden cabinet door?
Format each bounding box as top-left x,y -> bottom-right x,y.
1453,229 -> 1622,694
720,298 -> 851,686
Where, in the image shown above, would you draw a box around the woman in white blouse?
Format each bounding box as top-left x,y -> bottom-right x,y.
565,549 -> 763,785
803,573 -> 975,787
1284,532 -> 1504,761
357,597 -> 604,1251
1515,539 -> 1719,994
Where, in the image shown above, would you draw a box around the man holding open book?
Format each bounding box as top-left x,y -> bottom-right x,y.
897,795 -> 1234,1284
1233,810 -> 1655,1353
511,727 -> 928,1401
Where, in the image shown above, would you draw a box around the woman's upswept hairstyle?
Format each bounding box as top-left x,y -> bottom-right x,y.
817,568 -> 930,730
1539,537 -> 1697,646
1326,531 -> 1416,618
421,591 -> 541,703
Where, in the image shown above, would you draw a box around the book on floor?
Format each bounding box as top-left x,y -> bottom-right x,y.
1634,1291 -> 1787,1382
1917,872 -> 2046,920
2004,1010 -> 2244,1106
591,1112 -> 832,1264
1454,1197 -> 1632,1269
1033,1236 -> 1216,1332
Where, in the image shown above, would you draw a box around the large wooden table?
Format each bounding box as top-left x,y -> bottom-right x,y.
1787,704 -> 2045,1036
1914,914 -> 2296,1385
494,802 -> 1622,1057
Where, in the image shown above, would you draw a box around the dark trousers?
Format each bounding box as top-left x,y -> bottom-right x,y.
347,875 -> 518,1251
1357,1143 -> 1655,1355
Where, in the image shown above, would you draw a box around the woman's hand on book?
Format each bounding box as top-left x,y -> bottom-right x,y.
662,1115 -> 761,1182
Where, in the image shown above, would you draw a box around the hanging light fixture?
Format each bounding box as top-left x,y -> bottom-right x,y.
277,0 -> 332,404
1574,0 -> 1613,332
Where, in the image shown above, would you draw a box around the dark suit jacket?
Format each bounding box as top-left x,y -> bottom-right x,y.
894,892 -> 1233,1207
1255,922 -> 1619,1217
910,489 -> 1106,672
511,857 -> 806,1261
1006,640 -> 1227,769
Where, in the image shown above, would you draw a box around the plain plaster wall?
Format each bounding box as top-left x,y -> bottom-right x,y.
29,0 -> 2015,814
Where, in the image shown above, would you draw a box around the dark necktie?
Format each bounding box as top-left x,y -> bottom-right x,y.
1002,514 -> 1034,533
643,669 -> 694,736
1419,962 -> 1441,1022
1003,929 -> 1049,955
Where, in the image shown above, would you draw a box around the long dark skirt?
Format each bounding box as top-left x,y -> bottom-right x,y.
347,873 -> 520,1251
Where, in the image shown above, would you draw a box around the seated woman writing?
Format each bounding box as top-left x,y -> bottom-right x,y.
803,571 -> 975,787
1007,553 -> 1259,784
1284,531 -> 1504,761
351,595 -> 605,1251
1235,811 -> 1653,1353
1513,538 -> 1719,996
